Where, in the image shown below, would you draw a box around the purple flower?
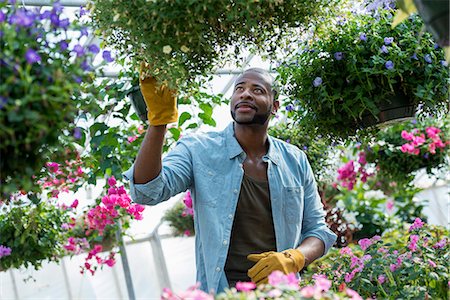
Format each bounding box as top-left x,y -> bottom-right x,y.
411,53 -> 418,60
0,10 -> 6,23
72,44 -> 85,57
441,60 -> 448,67
78,6 -> 88,17
303,146 -> 308,151
286,139 -> 291,144
74,76 -> 82,84
380,45 -> 389,54
50,12 -> 60,26
88,44 -> 100,54
334,52 -> 343,60
0,245 -> 12,258
40,10 -> 51,20
359,33 -> 367,41
59,18 -> 70,29
385,60 -> 394,70
11,9 -> 34,27
81,60 -> 91,71
52,1 -> 64,14
80,26 -> 89,37
102,50 -> 114,62
286,104 -> 294,112
424,54 -> 432,64
313,76 -> 323,87
25,49 -> 41,64
434,43 -> 439,49
423,153 -> 429,159
384,37 -> 394,45
0,97 -> 7,109
59,40 -> 69,51
73,127 -> 82,139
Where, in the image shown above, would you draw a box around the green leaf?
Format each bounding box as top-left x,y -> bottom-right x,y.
178,112 -> 192,127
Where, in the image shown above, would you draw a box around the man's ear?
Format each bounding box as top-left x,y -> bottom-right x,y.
272,100 -> 280,115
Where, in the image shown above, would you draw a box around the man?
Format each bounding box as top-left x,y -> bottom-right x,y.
123,67 -> 336,293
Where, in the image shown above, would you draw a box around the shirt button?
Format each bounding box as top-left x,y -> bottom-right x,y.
228,214 -> 233,219
223,240 -> 228,245
216,267 -> 221,272
239,163 -> 243,168
208,171 -> 213,176
233,189 -> 238,194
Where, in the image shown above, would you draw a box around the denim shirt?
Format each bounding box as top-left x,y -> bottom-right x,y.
123,123 -> 337,293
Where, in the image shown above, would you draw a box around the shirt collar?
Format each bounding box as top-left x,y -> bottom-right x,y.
224,122 -> 280,165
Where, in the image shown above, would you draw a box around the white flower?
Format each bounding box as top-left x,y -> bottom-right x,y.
180,45 -> 190,53
162,45 -> 172,54
113,14 -> 121,22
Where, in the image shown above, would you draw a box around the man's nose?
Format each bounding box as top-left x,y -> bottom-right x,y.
240,88 -> 253,99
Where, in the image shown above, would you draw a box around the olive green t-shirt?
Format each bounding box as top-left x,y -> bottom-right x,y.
224,173 -> 276,287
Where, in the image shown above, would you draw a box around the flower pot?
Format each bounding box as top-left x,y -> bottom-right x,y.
359,91 -> 415,128
128,86 -> 148,122
414,0 -> 449,47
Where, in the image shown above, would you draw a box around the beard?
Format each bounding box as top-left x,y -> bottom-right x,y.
230,105 -> 272,125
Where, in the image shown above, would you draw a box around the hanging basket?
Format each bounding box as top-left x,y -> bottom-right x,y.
128,86 -> 148,122
359,91 -> 416,128
414,0 -> 449,47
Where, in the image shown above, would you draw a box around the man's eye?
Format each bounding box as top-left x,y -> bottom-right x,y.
254,88 -> 262,93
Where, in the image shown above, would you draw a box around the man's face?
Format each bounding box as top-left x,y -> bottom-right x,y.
230,71 -> 279,125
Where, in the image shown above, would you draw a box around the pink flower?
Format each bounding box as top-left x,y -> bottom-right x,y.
300,286 -> 316,298
70,199 -> 79,209
378,275 -> 386,284
127,135 -> 138,143
184,230 -> 191,236
340,247 -> 353,256
409,218 -> 424,231
433,238 -> 447,249
315,277 -> 331,292
412,134 -> 425,146
235,281 -> 256,292
401,130 -> 414,141
137,125 -> 145,134
386,199 -> 394,212
400,143 -> 416,154
107,176 -> 116,187
357,152 -> 366,165
358,238 -> 372,251
0,245 -> 12,258
428,259 -> 437,268
408,234 -> 420,252
183,190 -> 193,208
268,271 -> 299,288
425,126 -> 441,139
344,272 -> 355,283
346,288 -> 363,300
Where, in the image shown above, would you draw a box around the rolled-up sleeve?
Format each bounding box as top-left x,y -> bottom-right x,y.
122,138 -> 194,205
299,152 -> 337,254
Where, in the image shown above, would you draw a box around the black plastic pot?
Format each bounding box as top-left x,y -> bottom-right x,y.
359,90 -> 415,128
128,86 -> 148,122
414,0 -> 449,47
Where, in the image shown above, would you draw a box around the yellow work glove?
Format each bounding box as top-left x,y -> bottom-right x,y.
139,64 -> 178,126
247,249 -> 305,285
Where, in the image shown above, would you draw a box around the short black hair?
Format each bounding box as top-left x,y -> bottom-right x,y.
241,68 -> 279,100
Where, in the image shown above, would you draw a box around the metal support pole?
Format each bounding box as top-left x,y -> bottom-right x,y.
149,222 -> 172,291
9,269 -> 19,300
61,258 -> 73,300
116,221 -> 136,300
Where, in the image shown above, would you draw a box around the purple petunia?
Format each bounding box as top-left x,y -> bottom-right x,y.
313,77 -> 323,87
79,26 -> 89,37
0,10 -> 6,23
10,9 -> 35,27
72,44 -> 85,57
81,60 -> 91,71
0,97 -> 7,109
0,245 -> 12,258
440,60 -> 448,67
303,146 -> 308,151
73,127 -> 82,139
359,33 -> 367,41
411,53 -> 418,60
334,52 -> 343,60
88,44 -> 100,55
385,60 -> 394,70
25,49 -> 41,64
50,12 -> 60,27
384,37 -> 393,45
380,45 -> 388,54
59,18 -> 70,30
59,40 -> 69,51
286,104 -> 294,112
102,50 -> 114,63
424,54 -> 432,64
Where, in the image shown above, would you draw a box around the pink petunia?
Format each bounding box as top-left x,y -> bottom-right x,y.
358,238 -> 372,251
235,281 -> 256,292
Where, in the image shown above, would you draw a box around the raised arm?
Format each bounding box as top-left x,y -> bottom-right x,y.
132,64 -> 178,184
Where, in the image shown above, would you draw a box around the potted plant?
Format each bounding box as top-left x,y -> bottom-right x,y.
0,1 -> 101,198
277,1 -> 449,141
88,0 -> 340,89
162,191 -> 195,237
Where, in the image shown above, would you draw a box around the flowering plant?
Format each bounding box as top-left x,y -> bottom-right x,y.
363,118 -> 450,185
277,0 -> 449,140
162,191 -> 195,237
0,1 -> 103,197
162,271 -> 363,299
63,176 -> 145,275
89,0 -> 338,89
305,219 -> 449,299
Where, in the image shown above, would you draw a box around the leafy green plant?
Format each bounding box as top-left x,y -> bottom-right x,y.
0,201 -> 71,270
0,1 -> 101,197
277,1 -> 449,141
162,192 -> 194,237
268,122 -> 335,183
304,220 -> 450,299
89,0 -> 339,89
